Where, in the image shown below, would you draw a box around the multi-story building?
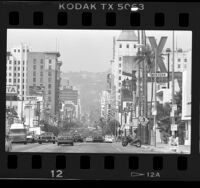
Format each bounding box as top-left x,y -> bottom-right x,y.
7,44 -> 29,101
60,83 -> 81,120
111,30 -> 139,122
27,51 -> 62,117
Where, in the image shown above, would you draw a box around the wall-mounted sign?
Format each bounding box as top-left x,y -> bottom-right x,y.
6,85 -> 17,95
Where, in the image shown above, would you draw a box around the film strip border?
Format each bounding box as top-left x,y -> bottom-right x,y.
0,1 -> 200,180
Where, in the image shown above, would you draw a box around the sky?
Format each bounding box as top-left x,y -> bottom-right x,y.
7,29 -> 192,73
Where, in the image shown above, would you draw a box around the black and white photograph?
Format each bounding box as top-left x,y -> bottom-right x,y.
5,29 -> 192,154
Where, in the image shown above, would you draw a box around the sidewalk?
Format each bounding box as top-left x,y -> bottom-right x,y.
141,143 -> 190,154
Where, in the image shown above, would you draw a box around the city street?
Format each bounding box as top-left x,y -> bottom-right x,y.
11,142 -> 190,153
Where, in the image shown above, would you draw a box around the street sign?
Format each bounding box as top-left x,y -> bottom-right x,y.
171,124 -> 177,131
6,85 -> 17,95
147,73 -> 168,77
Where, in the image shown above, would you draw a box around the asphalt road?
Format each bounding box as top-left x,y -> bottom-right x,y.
11,142 -> 160,153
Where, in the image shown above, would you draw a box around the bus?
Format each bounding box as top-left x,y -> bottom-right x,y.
9,123 -> 27,144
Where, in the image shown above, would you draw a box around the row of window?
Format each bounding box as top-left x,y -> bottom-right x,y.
8,66 -> 27,71
8,60 -> 27,65
13,49 -> 29,53
7,78 -> 26,83
32,77 -> 52,83
7,73 -> 25,77
119,43 -> 136,49
177,58 -> 187,62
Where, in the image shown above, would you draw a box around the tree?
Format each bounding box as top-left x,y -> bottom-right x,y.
105,119 -> 121,135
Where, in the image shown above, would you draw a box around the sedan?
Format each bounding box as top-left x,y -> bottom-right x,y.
85,136 -> 93,142
57,134 -> 74,146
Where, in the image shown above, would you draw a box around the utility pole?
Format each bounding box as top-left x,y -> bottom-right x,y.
153,48 -> 158,147
171,31 -> 175,136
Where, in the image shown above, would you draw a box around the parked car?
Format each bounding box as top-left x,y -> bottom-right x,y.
73,134 -> 84,142
57,133 -> 74,146
85,136 -> 93,142
38,132 -> 56,144
104,135 -> 114,143
26,132 -> 37,143
5,134 -> 12,152
93,135 -> 104,142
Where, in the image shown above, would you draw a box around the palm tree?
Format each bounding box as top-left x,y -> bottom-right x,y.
135,44 -> 155,117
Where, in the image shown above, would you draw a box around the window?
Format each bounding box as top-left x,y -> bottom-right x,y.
178,58 -> 181,62
48,78 -> 51,82
119,76 -> 121,80
119,44 -> 122,48
119,57 -> 122,61
23,61 -> 25,65
27,49 -> 29,52
18,49 -> 20,53
18,73 -> 20,77
18,61 -> 20,64
48,71 -> 52,76
23,79 -> 24,83
23,73 -> 24,77
48,97 -> 51,101
184,58 -> 187,62
178,64 -> 181,68
33,78 -> 36,82
14,79 -> 16,83
40,72 -> 43,76
49,65 -> 52,70
33,65 -> 36,70
119,82 -> 121,87
48,90 -> 51,94
119,70 -> 121,74
33,72 -> 36,76
48,84 -> 51,89
49,59 -> 52,64
14,61 -> 16,65
9,67 -> 12,70
133,44 -> 136,48
33,59 -> 36,64
119,63 -> 121,68
40,65 -> 43,69
14,67 -> 16,71
14,49 -> 16,52
23,85 -> 24,89
126,44 -> 129,48
14,73 -> 16,77
184,64 -> 187,68
9,60 -> 12,64
40,78 -> 43,83
9,79 -> 12,83
40,59 -> 43,64
9,73 -> 12,76
18,67 -> 20,71
23,49 -> 25,52
118,89 -> 121,93
18,79 -> 20,82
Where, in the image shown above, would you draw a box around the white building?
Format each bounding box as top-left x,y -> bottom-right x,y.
181,54 -> 191,146
7,44 -> 29,100
100,90 -> 111,119
111,30 -> 138,121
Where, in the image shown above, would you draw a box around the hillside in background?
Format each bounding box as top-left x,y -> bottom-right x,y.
61,71 -> 108,115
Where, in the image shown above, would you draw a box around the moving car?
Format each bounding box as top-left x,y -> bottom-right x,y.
5,134 -> 12,152
85,136 -> 93,142
104,135 -> 114,143
38,132 -> 56,144
26,131 -> 37,143
57,133 -> 74,146
93,135 -> 104,142
9,123 -> 27,144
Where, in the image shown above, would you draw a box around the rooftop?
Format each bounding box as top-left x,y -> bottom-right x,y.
117,30 -> 138,41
